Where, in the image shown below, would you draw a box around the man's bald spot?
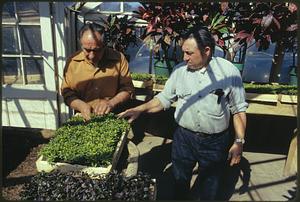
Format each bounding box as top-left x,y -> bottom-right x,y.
80,29 -> 104,44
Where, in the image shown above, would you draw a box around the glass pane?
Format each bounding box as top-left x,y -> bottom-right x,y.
20,25 -> 42,55
24,58 -> 45,84
2,2 -> 16,23
2,58 -> 23,84
124,2 -> 142,12
99,2 -> 120,12
16,2 -> 40,23
2,26 -> 20,54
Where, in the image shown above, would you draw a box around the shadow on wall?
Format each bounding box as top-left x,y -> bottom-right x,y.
2,85 -> 63,129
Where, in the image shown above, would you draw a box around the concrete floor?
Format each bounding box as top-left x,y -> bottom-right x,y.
129,109 -> 298,201
135,135 -> 297,201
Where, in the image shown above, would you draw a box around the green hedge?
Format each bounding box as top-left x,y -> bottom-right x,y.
39,113 -> 130,167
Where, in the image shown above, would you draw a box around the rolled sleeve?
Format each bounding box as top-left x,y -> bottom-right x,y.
229,73 -> 249,114
154,72 -> 177,110
155,93 -> 172,109
230,101 -> 248,114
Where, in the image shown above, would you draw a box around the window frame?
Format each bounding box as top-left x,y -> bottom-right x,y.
2,2 -> 44,85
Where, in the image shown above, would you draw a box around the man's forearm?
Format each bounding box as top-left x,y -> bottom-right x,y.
136,97 -> 164,113
70,99 -> 88,111
108,91 -> 131,108
233,112 -> 247,139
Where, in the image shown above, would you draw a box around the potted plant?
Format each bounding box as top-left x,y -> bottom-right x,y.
230,2 -> 298,82
207,2 -> 255,72
153,74 -> 168,92
131,72 -> 153,88
97,14 -> 139,62
133,2 -> 207,76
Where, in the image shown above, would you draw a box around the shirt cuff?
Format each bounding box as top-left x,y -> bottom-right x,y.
230,102 -> 249,114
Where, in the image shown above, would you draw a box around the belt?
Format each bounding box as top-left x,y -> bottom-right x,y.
181,126 -> 228,138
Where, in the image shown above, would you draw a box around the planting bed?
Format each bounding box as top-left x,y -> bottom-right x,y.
2,120 -> 138,200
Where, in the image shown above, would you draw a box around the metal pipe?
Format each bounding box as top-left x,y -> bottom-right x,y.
49,2 -> 61,127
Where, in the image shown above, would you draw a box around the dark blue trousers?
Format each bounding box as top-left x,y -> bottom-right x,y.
172,126 -> 230,200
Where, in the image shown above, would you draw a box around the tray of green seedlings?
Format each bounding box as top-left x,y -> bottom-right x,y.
36,113 -> 130,175
131,72 -> 154,88
21,170 -> 157,201
243,83 -> 297,95
153,75 -> 168,92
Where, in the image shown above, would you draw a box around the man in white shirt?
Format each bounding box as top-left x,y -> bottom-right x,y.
118,26 -> 248,200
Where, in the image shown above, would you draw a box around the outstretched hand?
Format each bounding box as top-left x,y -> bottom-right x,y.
117,108 -> 142,123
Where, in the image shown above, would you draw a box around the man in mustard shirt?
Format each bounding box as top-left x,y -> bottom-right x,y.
61,23 -> 134,120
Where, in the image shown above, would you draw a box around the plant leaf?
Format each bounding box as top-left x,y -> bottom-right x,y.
212,15 -> 226,28
218,27 -> 229,34
211,13 -> 220,27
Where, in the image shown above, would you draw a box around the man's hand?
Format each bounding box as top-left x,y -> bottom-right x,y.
91,99 -> 114,116
117,108 -> 142,123
227,143 -> 243,166
70,99 -> 92,121
80,103 -> 92,121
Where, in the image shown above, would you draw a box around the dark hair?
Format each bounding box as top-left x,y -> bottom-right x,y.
183,26 -> 215,57
79,22 -> 105,39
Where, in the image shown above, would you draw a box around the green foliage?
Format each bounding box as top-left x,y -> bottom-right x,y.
39,113 -> 130,167
244,83 -> 297,95
98,14 -> 138,53
131,72 -> 153,81
154,75 -> 168,85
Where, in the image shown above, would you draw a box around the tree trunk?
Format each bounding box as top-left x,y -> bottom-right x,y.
269,41 -> 285,83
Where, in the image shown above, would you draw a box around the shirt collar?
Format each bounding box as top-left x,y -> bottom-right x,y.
184,64 -> 210,74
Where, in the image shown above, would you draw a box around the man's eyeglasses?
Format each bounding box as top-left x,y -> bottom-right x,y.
82,47 -> 102,53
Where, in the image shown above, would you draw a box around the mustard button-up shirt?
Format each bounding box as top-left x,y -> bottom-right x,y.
61,47 -> 134,106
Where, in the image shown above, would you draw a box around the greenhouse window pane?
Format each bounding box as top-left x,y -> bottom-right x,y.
16,2 -> 40,23
99,2 -> 121,12
24,58 -> 45,84
2,26 -> 19,54
124,2 -> 142,12
20,26 -> 42,55
2,58 -> 23,84
2,2 -> 16,23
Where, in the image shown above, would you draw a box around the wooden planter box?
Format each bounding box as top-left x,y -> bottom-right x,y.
132,80 -> 153,88
36,130 -> 128,175
246,93 -> 278,103
153,83 -> 165,92
279,94 -> 297,104
246,93 -> 297,117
